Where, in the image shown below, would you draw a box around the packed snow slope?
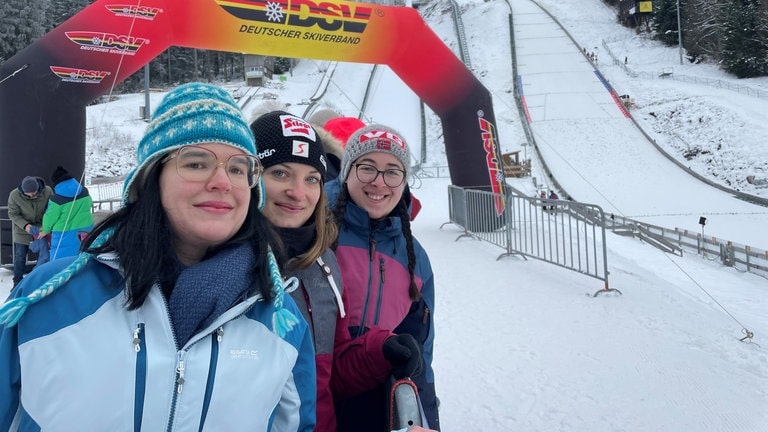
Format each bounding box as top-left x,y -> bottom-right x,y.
510,0 -> 768,249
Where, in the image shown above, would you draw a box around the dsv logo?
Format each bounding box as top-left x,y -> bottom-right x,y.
65,31 -> 149,53
216,0 -> 372,33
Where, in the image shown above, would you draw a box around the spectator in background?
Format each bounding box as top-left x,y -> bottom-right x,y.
323,116 -> 367,149
41,166 -> 94,259
6,176 -> 53,287
548,190 -> 560,213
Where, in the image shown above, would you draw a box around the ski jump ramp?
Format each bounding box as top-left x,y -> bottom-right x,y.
510,0 -> 768,249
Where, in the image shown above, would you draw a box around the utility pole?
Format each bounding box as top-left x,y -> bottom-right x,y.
143,65 -> 150,121
676,0 -> 683,65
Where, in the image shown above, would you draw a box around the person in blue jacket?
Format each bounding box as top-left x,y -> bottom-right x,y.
41,165 -> 94,260
327,124 -> 440,431
0,83 -> 316,431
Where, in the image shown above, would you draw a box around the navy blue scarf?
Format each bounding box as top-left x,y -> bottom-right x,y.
168,244 -> 256,349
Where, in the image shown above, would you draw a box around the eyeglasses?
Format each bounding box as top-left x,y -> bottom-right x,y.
352,163 -> 406,188
162,145 -> 262,189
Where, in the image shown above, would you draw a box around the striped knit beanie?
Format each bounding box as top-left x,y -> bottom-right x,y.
340,124 -> 411,182
123,82 -> 257,204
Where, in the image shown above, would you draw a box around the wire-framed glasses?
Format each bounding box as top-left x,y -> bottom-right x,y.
353,163 -> 406,188
162,145 -> 262,189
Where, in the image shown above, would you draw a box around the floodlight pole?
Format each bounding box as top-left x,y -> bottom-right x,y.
676,0 -> 683,65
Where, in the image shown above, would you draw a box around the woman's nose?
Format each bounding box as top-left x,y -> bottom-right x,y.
207,164 -> 232,191
285,179 -> 306,200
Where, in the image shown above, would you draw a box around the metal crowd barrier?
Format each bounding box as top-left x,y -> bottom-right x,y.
444,186 -> 617,297
1,206 -> 12,268
87,180 -> 123,203
444,185 -> 768,292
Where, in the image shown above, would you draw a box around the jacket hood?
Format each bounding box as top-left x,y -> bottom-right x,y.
53,178 -> 88,199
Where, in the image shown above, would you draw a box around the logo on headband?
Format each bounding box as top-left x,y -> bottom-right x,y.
280,115 -> 316,141
358,129 -> 407,151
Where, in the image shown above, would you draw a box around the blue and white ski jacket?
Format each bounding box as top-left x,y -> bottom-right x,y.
0,254 -> 316,431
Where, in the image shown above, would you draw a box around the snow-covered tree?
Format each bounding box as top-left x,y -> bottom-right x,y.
652,0 -> 684,46
720,0 -> 768,77
682,0 -> 722,62
0,0 -> 49,62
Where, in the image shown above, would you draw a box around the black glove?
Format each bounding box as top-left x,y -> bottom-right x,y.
383,334 -> 422,379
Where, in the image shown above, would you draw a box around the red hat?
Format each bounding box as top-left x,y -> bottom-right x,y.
323,117 -> 366,148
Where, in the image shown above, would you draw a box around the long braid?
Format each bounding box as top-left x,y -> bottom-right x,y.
398,201 -> 421,301
331,185 -> 351,250
0,227 -> 115,326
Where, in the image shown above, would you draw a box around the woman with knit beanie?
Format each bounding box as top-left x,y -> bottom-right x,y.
0,83 -> 315,431
250,111 -> 421,432
326,124 -> 440,431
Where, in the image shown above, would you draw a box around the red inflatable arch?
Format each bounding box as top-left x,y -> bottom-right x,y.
0,0 -> 505,226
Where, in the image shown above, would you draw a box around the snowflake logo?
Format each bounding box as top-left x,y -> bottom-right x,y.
265,1 -> 284,22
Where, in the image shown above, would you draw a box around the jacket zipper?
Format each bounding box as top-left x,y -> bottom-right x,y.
302,286 -> 317,340
356,235 -> 377,338
166,350 -> 187,432
199,327 -> 224,431
133,323 -> 147,432
373,257 -> 385,325
162,296 -> 257,431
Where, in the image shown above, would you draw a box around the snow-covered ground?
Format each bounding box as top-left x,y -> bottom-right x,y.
3,0 -> 768,430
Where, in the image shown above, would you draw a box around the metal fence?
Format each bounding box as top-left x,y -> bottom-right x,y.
603,213 -> 768,280
444,186 -> 616,296
88,180 -> 123,203
1,206 -> 12,267
443,185 -> 768,290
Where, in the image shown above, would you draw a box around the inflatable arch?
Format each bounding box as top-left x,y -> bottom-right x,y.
0,0 -> 505,215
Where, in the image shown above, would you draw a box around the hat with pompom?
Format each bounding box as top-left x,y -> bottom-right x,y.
123,83 -> 256,204
324,116 -> 366,148
250,111 -> 328,180
340,124 -> 411,182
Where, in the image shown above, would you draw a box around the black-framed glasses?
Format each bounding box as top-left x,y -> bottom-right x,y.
162,145 -> 262,189
352,163 -> 406,188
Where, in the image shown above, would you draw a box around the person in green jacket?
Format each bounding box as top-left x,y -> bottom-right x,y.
7,176 -> 53,287
41,166 -> 94,260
